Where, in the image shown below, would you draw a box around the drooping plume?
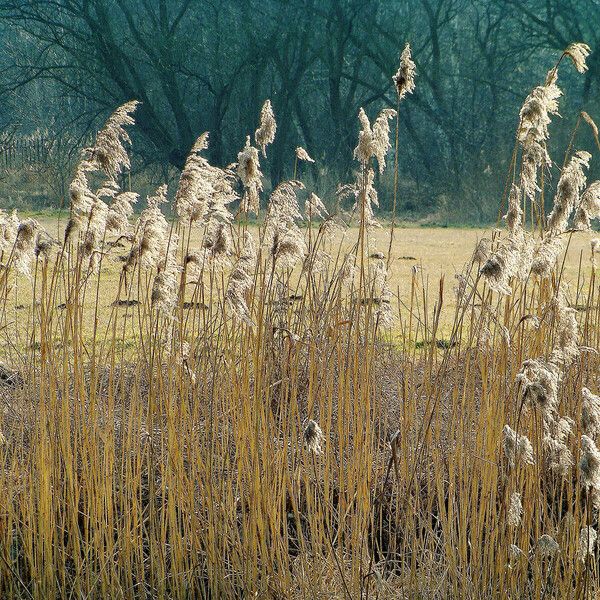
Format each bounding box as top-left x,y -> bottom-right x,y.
296,147 -> 315,163
563,42 -> 591,74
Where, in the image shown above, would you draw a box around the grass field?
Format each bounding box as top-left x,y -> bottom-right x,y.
1,220 -> 596,360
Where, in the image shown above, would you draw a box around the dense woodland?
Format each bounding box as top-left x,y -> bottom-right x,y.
0,0 -> 599,222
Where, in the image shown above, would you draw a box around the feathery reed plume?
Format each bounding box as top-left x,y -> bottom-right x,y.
203,222 -> 233,269
507,492 -> 523,527
531,235 -> 564,277
266,181 -> 304,225
373,260 -> 395,326
305,193 -> 328,220
13,218 -> 39,277
264,180 -> 306,268
393,43 -> 416,101
537,534 -> 560,558
563,42 -> 591,74
270,226 -> 307,270
151,234 -> 180,316
544,416 -> 575,476
174,133 -> 238,225
581,387 -> 600,439
549,293 -> 579,367
225,231 -> 256,327
174,132 -> 210,222
547,150 -> 591,231
472,238 -> 491,263
255,100 -> 276,157
87,100 -> 139,182
82,197 -> 109,270
354,107 -> 397,172
34,230 -> 56,260
237,136 -> 263,214
577,527 -> 597,562
518,70 -> 561,201
106,191 -> 138,236
304,420 -> 324,455
574,181 -> 600,231
0,209 -> 19,255
580,435 -> 600,504
296,147 -> 315,163
69,161 -> 98,228
481,185 -> 534,293
127,185 -> 169,271
517,359 -> 560,419
503,425 -> 535,467
504,185 -> 523,235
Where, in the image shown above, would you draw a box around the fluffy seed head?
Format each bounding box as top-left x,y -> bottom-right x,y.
255,99 -> 276,157
392,43 -> 416,101
304,420 -> 324,454
507,492 -> 523,527
296,147 -> 314,163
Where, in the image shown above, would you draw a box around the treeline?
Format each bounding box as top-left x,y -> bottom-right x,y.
0,0 -> 599,222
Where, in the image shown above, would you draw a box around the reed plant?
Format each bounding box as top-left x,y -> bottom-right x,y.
0,43 -> 599,599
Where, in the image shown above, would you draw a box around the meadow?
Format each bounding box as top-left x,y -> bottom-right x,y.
0,43 -> 599,600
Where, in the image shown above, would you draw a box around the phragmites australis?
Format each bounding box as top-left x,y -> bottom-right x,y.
502,425 -> 535,467
304,420 -> 324,454
574,180 -> 600,231
563,42 -> 591,74
305,193 -> 328,220
0,209 -> 19,255
34,230 -> 55,260
537,534 -> 560,558
580,435 -> 600,503
151,235 -> 180,317
546,150 -> 591,232
480,186 -> 534,294
581,401 -> 598,453
517,358 -> 560,418
549,293 -> 579,367
237,136 -> 263,214
296,147 -> 315,163
507,492 -> 523,527
86,100 -> 139,182
106,191 -> 138,236
354,107 -> 397,172
503,185 -> 523,235
255,99 -> 276,157
517,70 -> 561,201
127,185 -> 169,271
543,416 -> 575,476
174,133 -> 238,225
203,222 -> 233,269
13,218 -> 39,277
225,231 -> 257,327
392,43 -> 416,101
577,527 -> 597,562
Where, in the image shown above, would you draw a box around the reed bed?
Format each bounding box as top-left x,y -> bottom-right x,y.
0,43 -> 599,599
